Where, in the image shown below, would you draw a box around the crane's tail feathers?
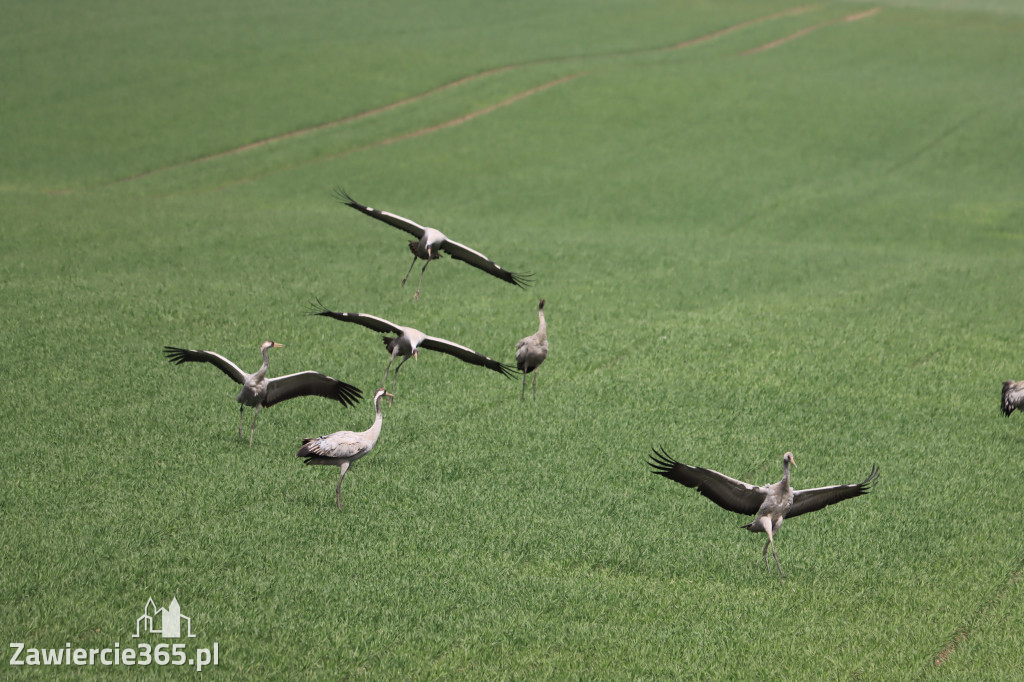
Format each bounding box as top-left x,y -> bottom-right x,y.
301,455 -> 335,466
1001,381 -> 1016,416
163,346 -> 192,365
297,438 -> 330,465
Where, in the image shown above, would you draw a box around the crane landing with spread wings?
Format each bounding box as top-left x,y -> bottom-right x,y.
648,447 -> 878,577
334,188 -> 532,299
163,341 -> 362,446
310,299 -> 516,399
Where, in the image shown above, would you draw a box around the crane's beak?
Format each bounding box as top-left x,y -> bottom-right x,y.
272,342 -> 285,348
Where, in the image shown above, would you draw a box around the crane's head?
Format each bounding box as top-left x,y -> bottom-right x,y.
783,452 -> 796,467
373,388 -> 395,407
261,340 -> 285,352
538,298 -> 545,310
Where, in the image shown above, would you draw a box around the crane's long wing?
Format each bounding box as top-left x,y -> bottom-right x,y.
333,188 -> 426,239
265,372 -> 363,408
163,346 -> 246,385
419,335 -> 517,378
440,238 -> 533,289
786,465 -> 879,519
309,300 -> 404,335
648,446 -> 766,516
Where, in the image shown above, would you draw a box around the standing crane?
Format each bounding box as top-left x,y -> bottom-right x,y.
334,188 -> 532,299
163,341 -> 362,446
648,447 -> 878,577
310,299 -> 516,398
515,298 -> 548,399
1001,380 -> 1024,416
297,387 -> 393,509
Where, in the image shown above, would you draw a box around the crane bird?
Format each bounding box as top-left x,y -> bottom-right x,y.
163,341 -> 362,446
648,447 -> 879,577
515,298 -> 548,399
310,299 -> 516,398
333,188 -> 532,299
297,387 -> 393,509
1001,380 -> 1024,416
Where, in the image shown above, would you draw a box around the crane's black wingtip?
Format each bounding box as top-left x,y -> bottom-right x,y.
509,271 -> 534,289
863,464 -> 880,488
335,382 -> 364,407
497,362 -> 519,379
163,346 -> 189,364
307,296 -> 332,317
648,445 -> 678,474
331,186 -> 357,207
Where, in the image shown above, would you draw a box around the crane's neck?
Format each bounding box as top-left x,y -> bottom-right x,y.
255,346 -> 272,380
366,395 -> 386,440
781,459 -> 792,488
536,309 -> 547,342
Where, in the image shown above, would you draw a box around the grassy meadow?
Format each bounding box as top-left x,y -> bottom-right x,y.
3,0 -> 1024,677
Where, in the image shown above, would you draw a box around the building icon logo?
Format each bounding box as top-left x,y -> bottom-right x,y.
133,597 -> 196,639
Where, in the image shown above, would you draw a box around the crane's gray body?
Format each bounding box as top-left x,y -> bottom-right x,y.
516,299 -> 548,399
298,389 -> 390,509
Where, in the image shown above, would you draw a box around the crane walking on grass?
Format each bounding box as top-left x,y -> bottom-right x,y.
648,447 -> 879,577
310,299 -> 516,399
516,298 -> 548,399
333,188 -> 532,299
297,387 -> 393,509
163,341 -> 362,446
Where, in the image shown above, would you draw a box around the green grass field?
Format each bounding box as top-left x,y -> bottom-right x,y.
3,0 -> 1024,677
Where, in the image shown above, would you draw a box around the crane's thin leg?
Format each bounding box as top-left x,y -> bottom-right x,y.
381,350 -> 398,390
764,527 -> 784,578
335,461 -> 351,509
413,260 -> 431,300
400,255 -> 418,288
521,372 -> 527,399
532,371 -> 538,399
391,354 -> 412,402
238,405 -> 245,439
249,405 -> 261,447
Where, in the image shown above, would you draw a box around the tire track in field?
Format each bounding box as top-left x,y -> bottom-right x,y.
112,65 -> 520,185
740,8 -> 881,55
108,5 -> 817,189
208,73 -> 582,192
932,560 -> 1024,668
886,108 -> 986,175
